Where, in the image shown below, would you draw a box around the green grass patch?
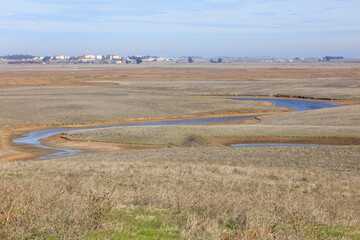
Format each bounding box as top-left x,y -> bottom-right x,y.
311,224 -> 360,239
5,173 -> 26,179
85,207 -> 180,239
271,221 -> 360,239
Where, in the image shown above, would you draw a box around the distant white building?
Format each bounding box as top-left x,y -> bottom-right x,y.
143,58 -> 157,62
112,55 -> 121,60
84,55 -> 96,60
55,55 -> 69,60
78,55 -> 96,62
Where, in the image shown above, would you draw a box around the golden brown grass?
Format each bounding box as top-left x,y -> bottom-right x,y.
1,66 -> 360,87
259,105 -> 360,126
1,146 -> 360,239
63,124 -> 360,147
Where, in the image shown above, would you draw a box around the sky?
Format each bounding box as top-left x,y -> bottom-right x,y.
0,0 -> 359,57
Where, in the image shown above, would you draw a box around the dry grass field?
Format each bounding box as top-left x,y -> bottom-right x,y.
0,64 -> 360,87
1,147 -> 360,239
0,63 -> 360,239
63,124 -> 360,147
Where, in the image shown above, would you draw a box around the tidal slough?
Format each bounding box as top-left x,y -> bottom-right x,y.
13,98 -> 342,160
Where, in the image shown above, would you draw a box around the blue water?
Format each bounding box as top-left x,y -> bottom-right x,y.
227,98 -> 340,111
107,116 -> 255,127
13,98 -> 342,160
13,116 -> 255,160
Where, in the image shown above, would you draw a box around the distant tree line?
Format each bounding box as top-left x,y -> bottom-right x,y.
128,56 -> 143,64
1,54 -> 35,60
141,55 -> 158,59
42,56 -> 52,62
210,58 -> 222,63
323,56 -> 343,61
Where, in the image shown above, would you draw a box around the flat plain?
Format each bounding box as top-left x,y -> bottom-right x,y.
0,62 -> 360,239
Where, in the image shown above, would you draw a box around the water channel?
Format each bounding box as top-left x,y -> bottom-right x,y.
13,98 -> 341,160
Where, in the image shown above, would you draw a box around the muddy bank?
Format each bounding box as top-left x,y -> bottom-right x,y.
1,111 -> 273,162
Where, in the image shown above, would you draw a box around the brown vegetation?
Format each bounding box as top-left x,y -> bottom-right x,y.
211,135 -> 360,146
1,66 -> 360,87
1,146 -> 359,239
60,123 -> 360,147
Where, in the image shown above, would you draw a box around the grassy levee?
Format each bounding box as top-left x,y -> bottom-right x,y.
258,105 -> 360,126
64,105 -> 360,147
1,147 -> 360,239
64,124 -> 360,147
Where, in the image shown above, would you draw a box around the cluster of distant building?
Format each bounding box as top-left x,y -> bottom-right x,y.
0,54 -> 176,64
0,54 -> 348,65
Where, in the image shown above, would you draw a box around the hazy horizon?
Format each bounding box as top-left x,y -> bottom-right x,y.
1,0 -> 359,58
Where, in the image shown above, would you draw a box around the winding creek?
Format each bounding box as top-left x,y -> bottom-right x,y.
13,98 -> 341,160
